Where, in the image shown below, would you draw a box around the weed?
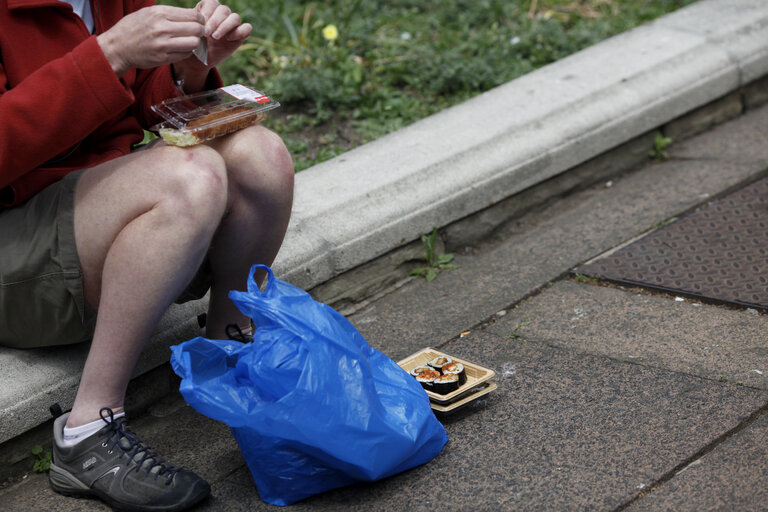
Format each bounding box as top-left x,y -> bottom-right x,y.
507,316 -> 530,340
573,272 -> 594,283
409,228 -> 456,282
717,375 -> 745,387
653,216 -> 677,230
31,445 -> 51,473
649,132 -> 673,160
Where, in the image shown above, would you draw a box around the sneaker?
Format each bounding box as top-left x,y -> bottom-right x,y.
225,323 -> 253,343
49,408 -> 210,512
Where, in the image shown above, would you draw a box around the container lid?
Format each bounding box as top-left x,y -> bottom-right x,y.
151,84 -> 280,132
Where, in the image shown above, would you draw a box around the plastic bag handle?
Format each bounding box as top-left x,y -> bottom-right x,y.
247,264 -> 274,295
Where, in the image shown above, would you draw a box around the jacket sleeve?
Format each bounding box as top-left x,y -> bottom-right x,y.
0,36 -> 135,191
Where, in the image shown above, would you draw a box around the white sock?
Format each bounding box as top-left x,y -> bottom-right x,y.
61,411 -> 125,448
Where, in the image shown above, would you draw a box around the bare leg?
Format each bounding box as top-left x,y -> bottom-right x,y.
67,144 -> 229,427
202,125 -> 294,339
66,126 -> 293,427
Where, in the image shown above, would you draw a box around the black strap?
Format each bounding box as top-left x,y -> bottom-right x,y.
49,403 -> 63,419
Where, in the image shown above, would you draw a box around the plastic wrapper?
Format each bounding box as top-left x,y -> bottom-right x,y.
193,38 -> 208,65
170,265 -> 448,506
151,84 -> 279,146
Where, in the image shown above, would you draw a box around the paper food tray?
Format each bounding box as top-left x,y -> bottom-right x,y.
430,381 -> 497,413
398,348 -> 496,410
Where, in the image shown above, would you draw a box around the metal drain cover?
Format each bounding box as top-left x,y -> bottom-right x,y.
577,177 -> 768,310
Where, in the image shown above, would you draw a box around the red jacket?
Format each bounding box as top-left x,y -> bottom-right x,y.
0,0 -> 220,206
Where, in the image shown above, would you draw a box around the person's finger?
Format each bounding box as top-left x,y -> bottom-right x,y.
154,4 -> 205,23
195,0 -> 220,22
206,4 -> 234,37
225,22 -> 252,42
211,12 -> 242,40
162,35 -> 205,54
165,20 -> 206,38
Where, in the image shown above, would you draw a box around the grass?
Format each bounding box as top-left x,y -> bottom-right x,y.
162,0 -> 696,171
507,316 -> 530,340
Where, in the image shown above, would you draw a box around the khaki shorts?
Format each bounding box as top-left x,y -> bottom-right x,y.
0,169 -> 210,349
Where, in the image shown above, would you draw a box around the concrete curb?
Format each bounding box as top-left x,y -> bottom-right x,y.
1,0 -> 767,448
274,0 -> 768,290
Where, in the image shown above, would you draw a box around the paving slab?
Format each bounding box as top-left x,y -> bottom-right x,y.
626,412 -> 768,512
190,332 -> 765,511
7,333 -> 763,511
485,280 -> 768,390
349,105 -> 768,363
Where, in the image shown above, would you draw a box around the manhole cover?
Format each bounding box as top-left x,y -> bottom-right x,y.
577,177 -> 768,309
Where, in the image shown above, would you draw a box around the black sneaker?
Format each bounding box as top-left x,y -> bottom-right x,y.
49,408 -> 210,512
225,323 -> 253,343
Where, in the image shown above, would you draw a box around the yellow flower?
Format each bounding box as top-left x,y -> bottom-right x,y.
322,24 -> 338,42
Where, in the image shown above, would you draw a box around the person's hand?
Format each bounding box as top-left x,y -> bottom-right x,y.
97,6 -> 206,76
166,1 -> 252,92
195,0 -> 253,69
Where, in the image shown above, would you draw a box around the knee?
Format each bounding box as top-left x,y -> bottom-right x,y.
156,145 -> 229,221
227,125 -> 295,202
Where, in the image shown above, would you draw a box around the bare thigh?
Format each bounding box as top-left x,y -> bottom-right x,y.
73,143 -> 228,309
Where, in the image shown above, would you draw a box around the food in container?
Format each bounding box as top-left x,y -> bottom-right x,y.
409,365 -> 434,377
399,348 -> 498,412
151,84 -> 280,146
441,361 -> 467,385
414,370 -> 440,391
427,356 -> 453,373
433,373 -> 460,394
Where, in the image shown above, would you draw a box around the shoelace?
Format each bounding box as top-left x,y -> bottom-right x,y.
225,323 -> 253,343
99,408 -> 181,484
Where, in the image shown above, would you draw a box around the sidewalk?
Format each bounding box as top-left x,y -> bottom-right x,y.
3,0 -> 768,458
3,90 -> 768,511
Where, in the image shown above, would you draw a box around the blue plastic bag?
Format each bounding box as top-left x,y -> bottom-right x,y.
170,264 -> 448,506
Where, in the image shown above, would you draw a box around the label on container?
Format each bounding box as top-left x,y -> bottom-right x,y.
219,84 -> 271,104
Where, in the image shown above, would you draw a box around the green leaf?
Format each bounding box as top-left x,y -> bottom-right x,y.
437,253 -> 454,265
33,457 -> 50,473
425,268 -> 438,282
281,13 -> 300,47
31,446 -> 51,473
422,228 -> 438,266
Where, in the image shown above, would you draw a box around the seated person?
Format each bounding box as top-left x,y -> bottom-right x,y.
0,0 -> 294,510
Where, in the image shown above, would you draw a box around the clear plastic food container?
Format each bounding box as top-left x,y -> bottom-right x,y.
151,84 -> 280,146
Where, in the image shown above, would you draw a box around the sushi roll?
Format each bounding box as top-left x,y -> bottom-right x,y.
442,361 -> 467,385
428,356 -> 453,373
433,373 -> 460,394
414,369 -> 440,391
409,365 -> 433,377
